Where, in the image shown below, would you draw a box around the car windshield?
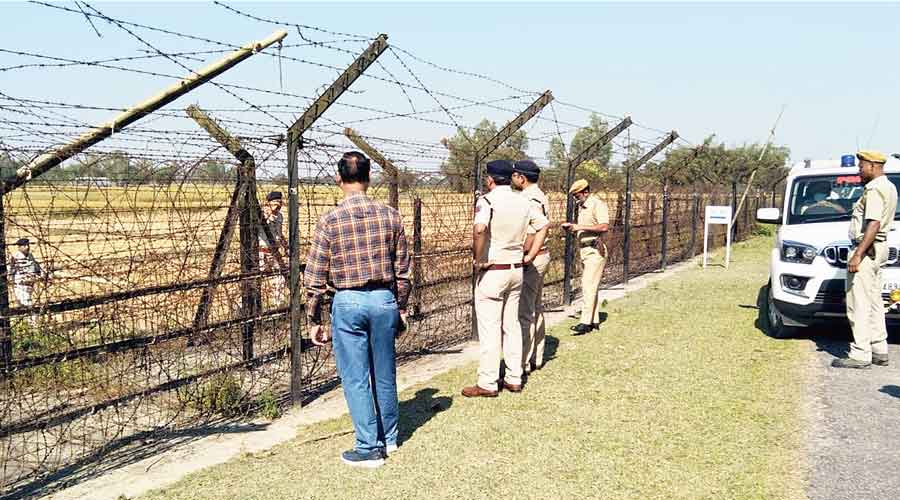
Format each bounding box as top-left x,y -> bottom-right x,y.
787,173 -> 900,224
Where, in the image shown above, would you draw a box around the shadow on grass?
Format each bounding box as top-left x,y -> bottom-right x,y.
749,284 -> 900,360
879,385 -> 900,399
397,388 -> 453,445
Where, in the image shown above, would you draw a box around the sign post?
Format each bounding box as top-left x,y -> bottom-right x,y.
703,205 -> 733,269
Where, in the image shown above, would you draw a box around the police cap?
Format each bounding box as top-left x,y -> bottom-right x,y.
486,160 -> 514,177
266,191 -> 283,201
513,160 -> 540,175
569,179 -> 590,194
857,150 -> 887,164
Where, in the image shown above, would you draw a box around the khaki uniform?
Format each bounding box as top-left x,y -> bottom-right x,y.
577,195 -> 610,325
846,175 -> 898,362
474,185 -> 549,391
519,184 -> 551,371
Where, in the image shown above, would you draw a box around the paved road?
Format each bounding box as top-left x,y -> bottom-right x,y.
806,329 -> 900,500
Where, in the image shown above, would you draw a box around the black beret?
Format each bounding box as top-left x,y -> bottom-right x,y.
266,191 -> 283,201
513,160 -> 540,175
15,238 -> 29,246
486,160 -> 514,177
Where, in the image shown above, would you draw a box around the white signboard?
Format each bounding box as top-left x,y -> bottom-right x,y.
703,205 -> 732,269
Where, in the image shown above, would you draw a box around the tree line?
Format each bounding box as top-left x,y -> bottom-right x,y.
439,114 -> 792,193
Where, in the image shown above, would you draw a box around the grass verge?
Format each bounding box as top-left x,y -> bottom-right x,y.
143,236 -> 806,500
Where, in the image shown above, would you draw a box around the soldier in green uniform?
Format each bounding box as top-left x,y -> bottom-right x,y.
833,151 -> 898,369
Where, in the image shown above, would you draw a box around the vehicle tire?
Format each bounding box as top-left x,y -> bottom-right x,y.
762,282 -> 793,339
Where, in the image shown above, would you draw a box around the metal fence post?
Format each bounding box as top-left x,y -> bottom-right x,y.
412,197 -> 423,317
238,159 -> 259,362
563,191 -> 576,305
690,194 -> 700,258
660,179 -> 670,270
623,165 -> 633,284
0,181 -> 10,370
287,130 -> 303,405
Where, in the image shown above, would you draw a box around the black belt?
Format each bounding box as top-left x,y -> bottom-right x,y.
340,282 -> 392,292
485,263 -> 524,271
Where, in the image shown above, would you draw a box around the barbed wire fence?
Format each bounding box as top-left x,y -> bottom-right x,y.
0,3 -> 771,497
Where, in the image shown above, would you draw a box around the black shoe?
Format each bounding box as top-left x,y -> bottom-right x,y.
571,323 -> 594,335
341,448 -> 385,468
873,353 -> 889,366
831,358 -> 872,369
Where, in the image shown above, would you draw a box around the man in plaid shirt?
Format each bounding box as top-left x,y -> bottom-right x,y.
305,151 -> 410,469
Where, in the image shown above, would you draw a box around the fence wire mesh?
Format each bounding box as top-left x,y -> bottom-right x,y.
0,3 -> 778,497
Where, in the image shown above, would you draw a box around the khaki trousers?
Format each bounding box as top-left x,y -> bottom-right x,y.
520,253 -> 550,371
846,242 -> 889,362
475,266 -> 524,391
579,246 -> 607,325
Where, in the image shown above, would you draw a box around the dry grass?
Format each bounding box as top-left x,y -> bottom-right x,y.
141,236 -> 807,500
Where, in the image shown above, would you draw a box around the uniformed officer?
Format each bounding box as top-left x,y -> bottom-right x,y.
833,151 -> 898,369
511,160 -> 551,373
561,179 -> 610,335
259,191 -> 287,303
463,160 -> 549,397
8,238 -> 44,325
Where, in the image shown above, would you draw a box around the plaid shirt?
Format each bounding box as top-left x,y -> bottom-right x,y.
304,192 -> 410,324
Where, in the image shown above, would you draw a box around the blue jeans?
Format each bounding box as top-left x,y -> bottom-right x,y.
331,288 -> 400,453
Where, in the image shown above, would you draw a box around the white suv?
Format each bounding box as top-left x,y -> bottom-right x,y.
757,154 -> 900,337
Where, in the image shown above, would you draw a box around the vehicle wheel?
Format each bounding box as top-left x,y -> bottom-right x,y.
763,282 -> 793,339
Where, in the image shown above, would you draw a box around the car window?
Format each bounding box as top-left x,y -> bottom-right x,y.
787,174 -> 900,224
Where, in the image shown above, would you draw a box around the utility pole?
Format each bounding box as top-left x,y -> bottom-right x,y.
470,91 -> 554,340
286,34 -> 389,404
562,116 -> 632,304
731,105 -> 786,227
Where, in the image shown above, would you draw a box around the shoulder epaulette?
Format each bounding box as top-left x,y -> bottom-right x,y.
530,197 -> 547,216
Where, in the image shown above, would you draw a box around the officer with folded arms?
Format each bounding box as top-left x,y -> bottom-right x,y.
463,160 -> 549,397
511,159 -> 552,374
832,150 -> 898,369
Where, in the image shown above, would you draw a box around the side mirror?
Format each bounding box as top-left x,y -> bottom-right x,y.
756,207 -> 781,224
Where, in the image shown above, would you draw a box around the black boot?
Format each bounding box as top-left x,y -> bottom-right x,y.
571,323 -> 594,335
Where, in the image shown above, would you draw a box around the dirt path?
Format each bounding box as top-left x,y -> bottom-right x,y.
806,330 -> 900,500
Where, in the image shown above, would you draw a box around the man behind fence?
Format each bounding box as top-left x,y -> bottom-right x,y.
562,179 -> 610,335
512,160 -> 551,374
8,238 -> 44,326
305,151 -> 410,468
463,160 -> 549,398
259,191 -> 287,304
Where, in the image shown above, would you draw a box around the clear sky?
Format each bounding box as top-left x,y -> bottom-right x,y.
2,1 -> 900,170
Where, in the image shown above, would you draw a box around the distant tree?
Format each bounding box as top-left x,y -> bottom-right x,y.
545,113 -> 614,191
655,135 -> 791,192
439,118 -> 528,192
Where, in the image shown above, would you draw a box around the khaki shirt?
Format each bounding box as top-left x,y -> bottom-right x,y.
474,185 -> 549,264
576,194 -> 610,246
522,183 -> 550,252
849,175 -> 897,243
